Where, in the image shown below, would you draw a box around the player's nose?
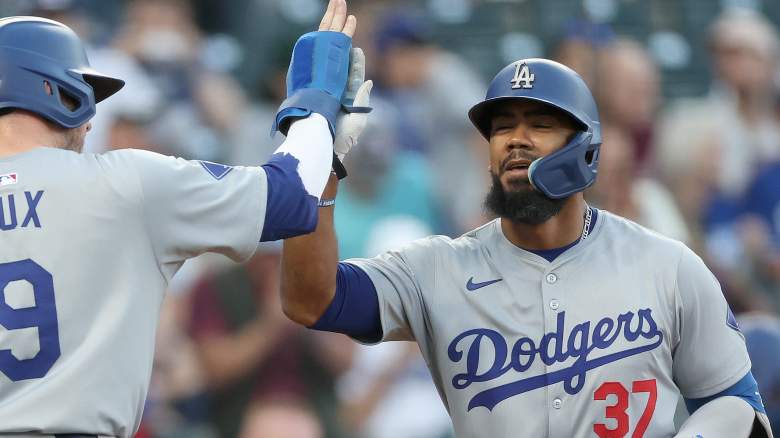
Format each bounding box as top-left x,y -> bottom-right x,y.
505,125 -> 533,151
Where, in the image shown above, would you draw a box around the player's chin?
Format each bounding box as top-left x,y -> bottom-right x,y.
501,174 -> 533,193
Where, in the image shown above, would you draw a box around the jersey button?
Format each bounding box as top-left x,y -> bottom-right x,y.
552,398 -> 562,409
546,273 -> 558,284
550,299 -> 560,310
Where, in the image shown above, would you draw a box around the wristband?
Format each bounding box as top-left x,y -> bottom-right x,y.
318,198 -> 336,207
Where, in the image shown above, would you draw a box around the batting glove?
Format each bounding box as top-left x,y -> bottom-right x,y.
333,47 -> 373,179
271,31 -> 352,138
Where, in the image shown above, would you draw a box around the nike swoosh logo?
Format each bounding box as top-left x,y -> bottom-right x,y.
466,277 -> 503,291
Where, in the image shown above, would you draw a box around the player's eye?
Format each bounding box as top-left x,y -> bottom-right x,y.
491,122 -> 514,133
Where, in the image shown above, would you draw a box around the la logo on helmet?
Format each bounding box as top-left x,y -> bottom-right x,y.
510,62 -> 535,89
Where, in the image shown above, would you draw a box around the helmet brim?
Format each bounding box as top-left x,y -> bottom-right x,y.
74,69 -> 125,103
468,95 -> 588,140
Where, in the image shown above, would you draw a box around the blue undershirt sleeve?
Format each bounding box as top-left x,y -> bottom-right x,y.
309,262 -> 382,343
259,153 -> 319,241
684,371 -> 766,414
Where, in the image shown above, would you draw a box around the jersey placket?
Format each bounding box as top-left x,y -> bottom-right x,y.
541,263 -> 568,438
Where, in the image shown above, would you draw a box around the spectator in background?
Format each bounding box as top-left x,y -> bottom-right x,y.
705,8 -> 780,193
238,400 -> 324,438
188,244 -> 354,438
335,213 -> 453,438
114,0 -> 246,162
369,8 -> 487,234
552,19 -> 614,89
594,38 -> 661,174
338,341 -> 453,438
738,314 -> 780,431
741,161 -> 780,310
655,8 -> 780,297
586,125 -> 690,244
657,8 -> 780,216
336,103 -> 440,259
26,0 -> 163,154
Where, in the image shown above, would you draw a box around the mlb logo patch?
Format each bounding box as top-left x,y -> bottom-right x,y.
0,173 -> 17,186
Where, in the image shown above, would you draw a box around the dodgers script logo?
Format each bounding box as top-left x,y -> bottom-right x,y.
447,309 -> 663,411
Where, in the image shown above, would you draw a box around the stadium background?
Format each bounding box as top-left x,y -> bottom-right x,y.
3,0 -> 780,437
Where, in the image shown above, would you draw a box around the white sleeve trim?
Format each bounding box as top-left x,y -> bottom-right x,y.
274,113 -> 333,199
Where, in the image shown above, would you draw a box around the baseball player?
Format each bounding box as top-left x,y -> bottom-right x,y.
281,59 -> 774,437
0,0 -> 371,436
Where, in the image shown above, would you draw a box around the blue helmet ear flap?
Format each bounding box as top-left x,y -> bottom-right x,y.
528,131 -> 599,199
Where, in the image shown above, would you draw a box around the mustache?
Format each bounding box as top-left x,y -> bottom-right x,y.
499,151 -> 539,172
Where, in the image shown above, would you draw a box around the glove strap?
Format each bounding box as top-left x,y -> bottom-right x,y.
332,152 -> 347,179
272,88 -> 342,138
342,104 -> 373,114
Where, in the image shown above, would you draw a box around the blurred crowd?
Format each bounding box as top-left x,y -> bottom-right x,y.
7,0 -> 780,436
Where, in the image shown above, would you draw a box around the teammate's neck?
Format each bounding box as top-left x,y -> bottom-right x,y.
0,112 -> 74,157
500,196 -> 588,251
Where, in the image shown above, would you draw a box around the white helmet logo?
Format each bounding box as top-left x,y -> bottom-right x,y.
510,62 -> 535,89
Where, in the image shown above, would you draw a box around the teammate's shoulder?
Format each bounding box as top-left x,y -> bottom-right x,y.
96,148 -> 173,166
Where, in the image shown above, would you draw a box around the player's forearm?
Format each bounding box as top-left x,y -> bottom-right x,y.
281,173 -> 339,326
674,396 -> 756,438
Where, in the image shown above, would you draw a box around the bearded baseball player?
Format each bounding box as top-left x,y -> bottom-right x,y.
0,0 -> 371,436
281,58 -> 774,437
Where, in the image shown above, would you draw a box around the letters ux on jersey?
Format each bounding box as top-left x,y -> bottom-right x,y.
0,191 -> 43,231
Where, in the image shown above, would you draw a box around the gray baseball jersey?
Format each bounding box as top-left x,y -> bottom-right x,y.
0,147 -> 265,436
348,210 -> 752,438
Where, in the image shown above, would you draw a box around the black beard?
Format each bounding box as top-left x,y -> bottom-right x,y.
484,172 -> 566,225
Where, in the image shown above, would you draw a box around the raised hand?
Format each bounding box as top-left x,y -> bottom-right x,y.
319,0 -> 356,37
271,0 -> 356,138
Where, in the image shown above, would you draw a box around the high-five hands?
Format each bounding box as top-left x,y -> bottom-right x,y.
272,0 -> 371,179
271,0 -> 356,140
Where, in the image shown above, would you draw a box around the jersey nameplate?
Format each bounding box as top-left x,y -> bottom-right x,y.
0,190 -> 43,231
447,308 -> 663,411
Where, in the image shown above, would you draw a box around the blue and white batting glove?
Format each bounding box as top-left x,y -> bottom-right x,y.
271,31 -> 352,138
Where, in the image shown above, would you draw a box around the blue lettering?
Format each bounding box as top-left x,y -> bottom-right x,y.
0,194 -> 17,230
638,308 -> 659,337
620,311 -> 642,341
447,308 -> 665,411
448,329 -> 511,390
592,317 -> 615,349
510,337 -> 536,372
21,191 -> 43,228
539,312 -> 566,365
567,320 -> 591,358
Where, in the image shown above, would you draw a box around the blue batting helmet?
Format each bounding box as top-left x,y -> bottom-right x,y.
468,58 -> 601,199
0,16 -> 124,128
